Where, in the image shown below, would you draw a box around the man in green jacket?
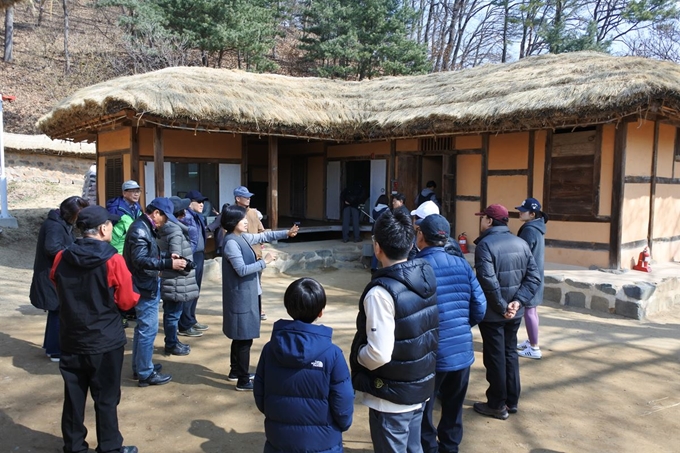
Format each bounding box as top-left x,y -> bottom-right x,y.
107,180 -> 143,254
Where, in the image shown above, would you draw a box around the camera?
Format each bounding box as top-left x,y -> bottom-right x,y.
180,256 -> 197,271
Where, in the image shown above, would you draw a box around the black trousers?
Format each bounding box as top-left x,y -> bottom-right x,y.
230,339 -> 254,385
59,345 -> 124,453
421,367 -> 471,453
478,318 -> 522,410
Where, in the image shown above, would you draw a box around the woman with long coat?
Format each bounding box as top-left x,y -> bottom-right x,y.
29,196 -> 89,362
220,205 -> 298,391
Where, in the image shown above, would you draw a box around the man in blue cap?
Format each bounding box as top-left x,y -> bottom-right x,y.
178,190 -> 210,337
123,197 -> 187,387
233,185 -> 268,321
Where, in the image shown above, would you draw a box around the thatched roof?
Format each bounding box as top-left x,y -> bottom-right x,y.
0,0 -> 24,9
37,51 -> 680,142
3,133 -> 95,157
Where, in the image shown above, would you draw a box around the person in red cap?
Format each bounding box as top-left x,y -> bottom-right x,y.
472,204 -> 540,420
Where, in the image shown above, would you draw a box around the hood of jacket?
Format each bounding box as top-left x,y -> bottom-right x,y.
159,218 -> 190,238
474,225 -> 511,245
107,196 -> 142,219
519,218 -> 547,236
61,237 -> 117,269
269,319 -> 334,368
372,258 -> 436,300
420,188 -> 435,197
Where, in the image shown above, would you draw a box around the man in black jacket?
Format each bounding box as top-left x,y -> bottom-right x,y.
350,209 -> 439,452
50,205 -> 140,453
472,204 -> 540,420
124,197 -> 186,387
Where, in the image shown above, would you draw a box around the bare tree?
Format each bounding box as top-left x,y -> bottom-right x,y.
62,0 -> 71,74
4,6 -> 13,62
622,22 -> 680,62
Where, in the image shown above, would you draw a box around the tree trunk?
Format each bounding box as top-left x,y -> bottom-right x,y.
4,7 -> 13,62
63,0 -> 71,74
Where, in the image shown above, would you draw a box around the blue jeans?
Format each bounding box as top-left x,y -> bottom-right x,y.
421,367 -> 471,453
132,283 -> 160,380
162,299 -> 183,349
369,404 -> 424,453
342,206 -> 360,242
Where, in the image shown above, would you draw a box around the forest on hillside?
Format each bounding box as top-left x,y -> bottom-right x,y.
1,0 -> 679,134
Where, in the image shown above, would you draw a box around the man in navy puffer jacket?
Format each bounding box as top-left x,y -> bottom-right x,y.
254,277 -> 353,453
472,204 -> 540,420
416,215 -> 487,453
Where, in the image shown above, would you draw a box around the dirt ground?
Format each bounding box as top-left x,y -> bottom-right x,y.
2,182 -> 680,453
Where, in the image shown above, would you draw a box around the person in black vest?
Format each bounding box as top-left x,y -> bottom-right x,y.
50,205 -> 140,453
350,209 -> 439,452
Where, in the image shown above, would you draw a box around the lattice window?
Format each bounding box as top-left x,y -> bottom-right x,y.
420,137 -> 453,152
105,157 -> 123,202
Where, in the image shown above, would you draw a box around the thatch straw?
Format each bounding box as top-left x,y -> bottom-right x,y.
3,133 -> 95,156
37,51 -> 680,141
0,0 -> 25,9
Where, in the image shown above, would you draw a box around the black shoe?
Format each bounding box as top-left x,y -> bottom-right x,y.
164,344 -> 191,356
178,327 -> 203,337
227,372 -> 254,382
235,380 -> 254,391
473,402 -> 509,420
121,447 -> 138,453
138,371 -> 172,387
133,363 -> 162,380
506,405 -> 518,414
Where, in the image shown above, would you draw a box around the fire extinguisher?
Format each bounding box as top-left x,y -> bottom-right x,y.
633,247 -> 652,272
458,232 -> 469,254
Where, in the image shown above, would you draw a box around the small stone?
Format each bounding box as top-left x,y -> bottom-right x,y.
543,287 -> 562,303
622,283 -> 656,300
598,268 -> 629,275
596,283 -> 617,295
565,292 -> 586,308
566,279 -> 593,290
615,299 -> 643,319
317,250 -> 332,258
591,296 -> 612,313
545,274 -> 565,284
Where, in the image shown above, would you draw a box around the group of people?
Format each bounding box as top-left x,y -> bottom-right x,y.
30,180 -> 293,453
31,172 -> 549,452
252,194 -> 547,453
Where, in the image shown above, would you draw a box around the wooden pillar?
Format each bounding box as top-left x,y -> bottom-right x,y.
648,121 -> 660,254
130,127 -> 140,184
153,127 -> 164,197
389,139 -> 396,192
268,136 -> 278,230
609,123 -> 627,268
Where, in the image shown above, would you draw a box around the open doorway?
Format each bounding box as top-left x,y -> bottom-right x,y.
421,155 -> 443,203
344,160 -> 372,221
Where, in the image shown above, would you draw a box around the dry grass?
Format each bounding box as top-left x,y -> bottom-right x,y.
37,51 -> 680,141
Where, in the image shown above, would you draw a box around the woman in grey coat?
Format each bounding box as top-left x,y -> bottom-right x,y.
515,197 -> 548,360
158,197 -> 199,356
220,205 -> 299,391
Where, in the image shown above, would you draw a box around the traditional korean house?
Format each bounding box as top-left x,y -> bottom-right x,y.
37,51 -> 680,269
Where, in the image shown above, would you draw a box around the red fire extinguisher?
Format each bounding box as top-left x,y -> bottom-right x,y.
633,247 -> 651,273
458,232 -> 469,254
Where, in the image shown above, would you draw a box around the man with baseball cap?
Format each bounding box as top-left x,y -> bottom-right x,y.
51,205 -> 139,453
408,200 -> 463,260
124,197 -> 187,387
415,214 -> 486,452
472,204 -> 540,420
178,190 -> 210,337
233,185 -> 268,320
107,180 -> 143,254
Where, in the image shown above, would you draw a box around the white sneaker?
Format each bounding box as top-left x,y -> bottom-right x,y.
518,347 -> 542,359
517,340 -> 531,351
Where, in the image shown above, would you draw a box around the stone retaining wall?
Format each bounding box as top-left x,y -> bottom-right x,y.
6,151 -> 93,185
544,273 -> 680,320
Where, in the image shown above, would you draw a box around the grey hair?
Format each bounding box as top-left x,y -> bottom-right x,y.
82,228 -> 99,236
